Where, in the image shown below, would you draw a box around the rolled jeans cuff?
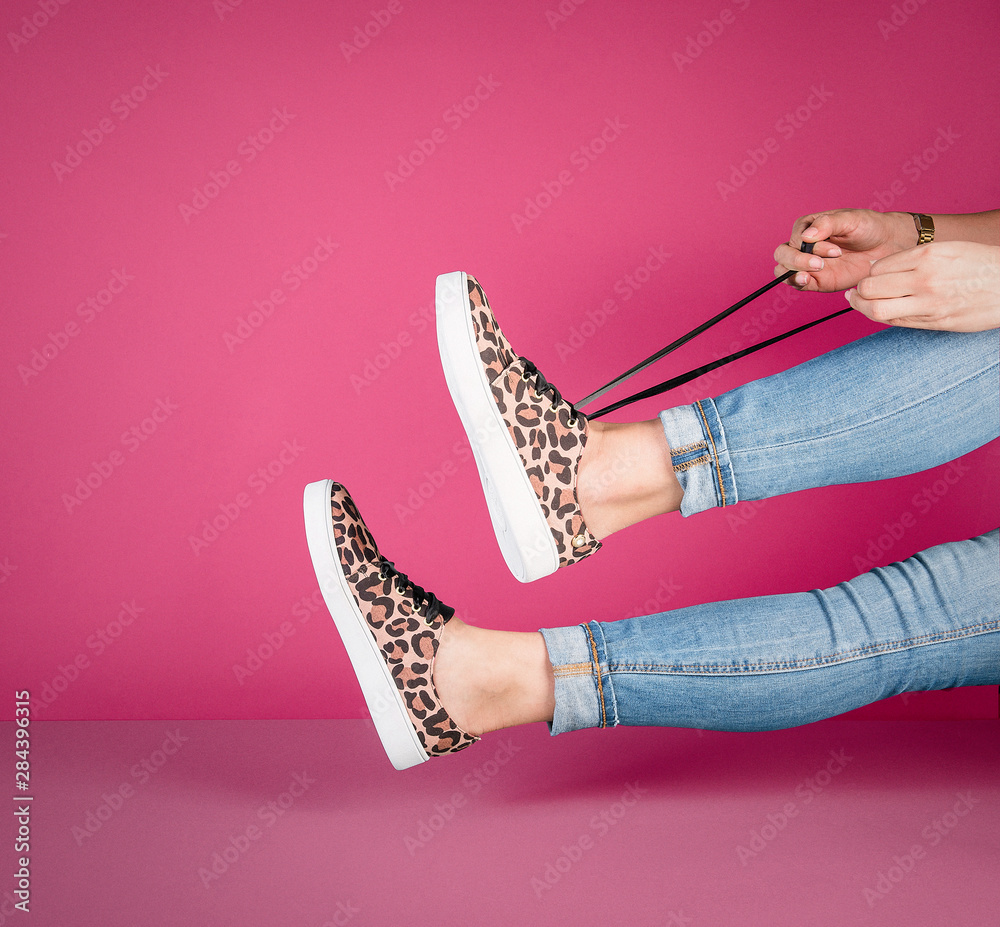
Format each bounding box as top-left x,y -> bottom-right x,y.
659,398 -> 736,516
538,623 -> 613,735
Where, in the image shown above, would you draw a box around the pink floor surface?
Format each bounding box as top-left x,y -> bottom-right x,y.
5,719 -> 999,926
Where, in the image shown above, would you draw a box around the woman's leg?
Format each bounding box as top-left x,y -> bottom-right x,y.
435,531 -> 1000,735
578,326 -> 999,534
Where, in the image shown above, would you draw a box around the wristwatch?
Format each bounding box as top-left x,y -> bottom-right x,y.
911,212 -> 935,245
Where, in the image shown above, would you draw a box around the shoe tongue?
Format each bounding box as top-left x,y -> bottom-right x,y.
331,485 -> 454,619
330,484 -> 383,574
467,275 -> 515,380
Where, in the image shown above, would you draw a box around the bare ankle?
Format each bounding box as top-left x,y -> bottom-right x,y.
577,419 -> 681,539
433,618 -> 555,736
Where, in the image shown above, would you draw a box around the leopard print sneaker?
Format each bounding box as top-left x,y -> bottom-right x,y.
436,271 -> 601,583
303,479 -> 479,770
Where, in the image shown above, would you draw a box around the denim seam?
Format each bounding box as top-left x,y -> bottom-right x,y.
695,399 -> 726,507
591,621 -> 619,727
553,662 -> 593,676
673,456 -> 711,472
603,621 -> 1000,676
670,440 -> 708,456
733,364 -> 1000,455
583,624 -> 607,728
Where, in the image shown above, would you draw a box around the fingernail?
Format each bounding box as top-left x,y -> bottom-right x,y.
803,226 -> 820,238
808,257 -> 823,270
795,273 -> 808,286
845,289 -> 854,302
828,246 -> 842,257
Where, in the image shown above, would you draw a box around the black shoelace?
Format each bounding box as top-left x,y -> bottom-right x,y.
378,559 -> 453,625
521,358 -> 584,425
576,242 -> 852,419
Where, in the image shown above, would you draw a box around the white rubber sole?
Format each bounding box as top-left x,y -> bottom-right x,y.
435,271 -> 559,583
302,479 -> 428,771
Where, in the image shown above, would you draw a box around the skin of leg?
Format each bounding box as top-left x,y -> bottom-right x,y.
434,618 -> 555,736
576,418 -> 682,540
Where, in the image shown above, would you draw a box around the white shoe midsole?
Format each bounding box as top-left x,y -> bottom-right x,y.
302,479 -> 428,770
435,272 -> 559,583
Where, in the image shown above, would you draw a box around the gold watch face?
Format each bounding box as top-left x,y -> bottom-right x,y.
914,213 -> 935,244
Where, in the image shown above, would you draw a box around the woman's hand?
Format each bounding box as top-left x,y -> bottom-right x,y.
774,209 -> 916,292
846,241 -> 1000,332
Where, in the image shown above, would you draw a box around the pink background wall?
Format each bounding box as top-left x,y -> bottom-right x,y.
3,0 -> 998,722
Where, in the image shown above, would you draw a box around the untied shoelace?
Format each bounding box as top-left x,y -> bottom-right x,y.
572,242 -> 852,419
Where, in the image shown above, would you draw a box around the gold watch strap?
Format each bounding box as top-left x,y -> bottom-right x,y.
911,212 -> 935,245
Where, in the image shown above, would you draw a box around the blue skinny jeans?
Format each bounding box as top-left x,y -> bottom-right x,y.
540,327 -> 1000,733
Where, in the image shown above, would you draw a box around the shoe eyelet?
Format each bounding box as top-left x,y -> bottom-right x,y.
533,388 -> 545,400
571,534 -> 587,549
424,615 -> 434,626
550,401 -> 559,412
395,581 -> 406,594
567,415 -> 577,427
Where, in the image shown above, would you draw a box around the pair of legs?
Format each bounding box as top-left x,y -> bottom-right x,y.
434,326 -> 1000,736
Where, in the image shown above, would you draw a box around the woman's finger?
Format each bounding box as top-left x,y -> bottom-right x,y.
846,289 -> 923,324
773,264 -> 813,288
799,211 -> 859,246
856,268 -> 918,301
774,241 -> 842,268
868,248 -> 921,277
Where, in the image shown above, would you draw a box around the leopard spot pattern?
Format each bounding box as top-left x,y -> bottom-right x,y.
463,279 -> 601,570
467,275 -> 515,385
328,483 -> 478,757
